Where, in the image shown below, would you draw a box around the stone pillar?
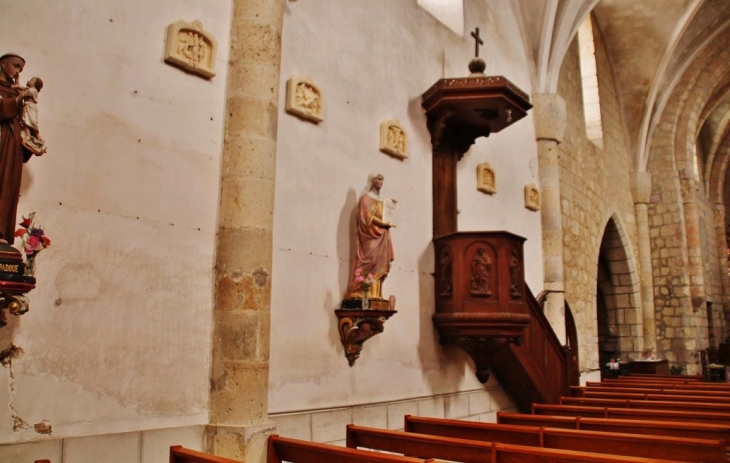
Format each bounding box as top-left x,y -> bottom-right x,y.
713,203 -> 730,327
205,1 -> 284,460
534,93 -> 568,344
680,176 -> 705,312
632,172 -> 656,353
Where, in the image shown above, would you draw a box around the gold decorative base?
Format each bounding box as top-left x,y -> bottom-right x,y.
334,309 -> 397,366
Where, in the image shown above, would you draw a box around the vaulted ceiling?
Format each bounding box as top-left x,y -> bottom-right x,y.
513,0 -> 730,173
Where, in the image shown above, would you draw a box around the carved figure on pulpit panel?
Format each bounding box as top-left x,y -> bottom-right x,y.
469,247 -> 492,297
0,53 -> 43,244
439,247 -> 452,297
510,247 -> 521,299
344,174 -> 396,302
13,77 -> 46,156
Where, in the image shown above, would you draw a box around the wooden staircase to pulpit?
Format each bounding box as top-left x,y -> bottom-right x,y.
421,49 -> 579,412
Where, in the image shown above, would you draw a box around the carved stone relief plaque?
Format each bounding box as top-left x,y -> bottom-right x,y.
164,20 -> 217,78
285,76 -> 323,123
379,120 -> 408,159
476,162 -> 496,194
524,184 -> 540,211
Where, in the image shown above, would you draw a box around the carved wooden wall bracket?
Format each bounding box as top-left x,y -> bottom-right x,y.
335,309 -> 397,366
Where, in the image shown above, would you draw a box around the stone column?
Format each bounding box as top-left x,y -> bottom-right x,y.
632,172 -> 656,353
680,176 -> 705,312
713,203 -> 730,327
534,93 -> 568,344
205,1 -> 284,461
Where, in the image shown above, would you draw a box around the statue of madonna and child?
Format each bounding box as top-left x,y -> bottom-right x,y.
342,173 -> 397,311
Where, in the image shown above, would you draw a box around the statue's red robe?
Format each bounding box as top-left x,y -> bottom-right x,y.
345,193 -> 394,300
0,79 -> 29,244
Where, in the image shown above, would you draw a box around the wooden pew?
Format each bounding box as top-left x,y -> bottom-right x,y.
625,374 -> 702,381
346,424 -> 686,463
574,390 -> 730,403
572,385 -> 730,399
532,403 -> 730,425
498,411 -> 730,447
558,396 -> 730,413
170,446 -> 242,463
267,435 -> 435,463
587,380 -> 730,391
398,416 -> 725,462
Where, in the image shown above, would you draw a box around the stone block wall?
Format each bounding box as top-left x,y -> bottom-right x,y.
553,19 -> 643,372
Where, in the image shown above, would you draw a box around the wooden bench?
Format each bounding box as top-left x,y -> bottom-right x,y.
559,396 -> 730,413
587,381 -> 730,391
572,385 -> 730,398
498,412 -> 730,449
268,435 -> 435,463
170,446 -> 242,463
574,390 -> 730,403
532,403 -> 730,425
345,424 -> 684,463
34,461 -> 51,463
625,374 -> 702,381
398,416 -> 725,462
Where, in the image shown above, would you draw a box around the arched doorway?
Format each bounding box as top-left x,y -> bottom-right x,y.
595,216 -> 644,378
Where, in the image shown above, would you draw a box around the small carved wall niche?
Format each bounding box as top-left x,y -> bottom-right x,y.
524,184 -> 540,211
380,120 -> 408,159
476,162 -> 496,194
164,20 -> 217,78
286,76 -> 323,123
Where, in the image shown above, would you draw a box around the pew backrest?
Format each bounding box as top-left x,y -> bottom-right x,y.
532,403 -> 730,425
572,385 -> 730,398
559,396 -> 730,413
170,445 -> 241,463
401,415 -> 724,462
268,435 -> 435,463
577,390 -> 729,403
498,412 -> 730,448
347,424 -> 684,463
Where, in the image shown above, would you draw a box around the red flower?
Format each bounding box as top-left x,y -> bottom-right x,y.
19,217 -> 31,228
41,236 -> 51,247
14,228 -> 25,238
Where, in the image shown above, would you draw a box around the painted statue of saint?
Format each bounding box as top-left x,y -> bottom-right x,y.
0,53 -> 39,244
344,174 -> 396,302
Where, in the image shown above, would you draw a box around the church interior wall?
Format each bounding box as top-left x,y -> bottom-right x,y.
267,0 -> 540,426
553,20 -> 643,374
0,0 -> 232,452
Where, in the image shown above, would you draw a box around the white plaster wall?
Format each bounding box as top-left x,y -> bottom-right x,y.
269,0 -> 542,414
0,1 -> 231,442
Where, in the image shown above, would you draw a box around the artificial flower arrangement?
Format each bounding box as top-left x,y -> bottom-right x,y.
354,268 -> 375,308
14,212 -> 50,276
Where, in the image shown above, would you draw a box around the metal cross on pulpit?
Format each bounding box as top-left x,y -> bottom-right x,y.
471,27 -> 484,58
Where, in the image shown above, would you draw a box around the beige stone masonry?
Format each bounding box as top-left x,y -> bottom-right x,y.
207,0 -> 284,461
632,172 -> 656,352
534,93 -> 567,344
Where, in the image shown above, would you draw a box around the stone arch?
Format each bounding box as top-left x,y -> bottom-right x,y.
594,213 -> 644,363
